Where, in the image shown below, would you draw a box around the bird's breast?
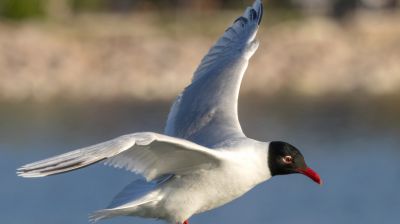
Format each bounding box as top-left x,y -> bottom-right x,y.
162,150 -> 269,215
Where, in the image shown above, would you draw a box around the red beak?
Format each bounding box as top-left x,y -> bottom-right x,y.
297,167 -> 322,185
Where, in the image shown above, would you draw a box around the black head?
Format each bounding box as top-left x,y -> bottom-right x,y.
268,141 -> 321,184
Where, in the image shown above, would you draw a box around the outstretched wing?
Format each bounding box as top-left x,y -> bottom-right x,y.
165,0 -> 263,147
17,132 -> 221,181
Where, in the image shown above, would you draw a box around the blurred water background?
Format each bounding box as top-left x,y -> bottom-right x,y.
1,0 -> 400,224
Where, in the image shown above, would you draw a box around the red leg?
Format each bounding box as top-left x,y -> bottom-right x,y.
183,220 -> 189,224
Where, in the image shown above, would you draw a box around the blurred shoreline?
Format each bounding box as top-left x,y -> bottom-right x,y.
1,92 -> 399,140
0,11 -> 399,102
2,3 -> 400,223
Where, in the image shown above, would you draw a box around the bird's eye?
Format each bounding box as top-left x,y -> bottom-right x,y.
282,155 -> 293,164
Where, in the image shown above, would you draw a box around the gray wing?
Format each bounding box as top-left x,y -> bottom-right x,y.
17,132 -> 221,181
165,0 -> 263,147
107,175 -> 172,209
89,175 -> 173,222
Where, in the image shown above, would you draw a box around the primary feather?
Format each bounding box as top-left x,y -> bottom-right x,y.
165,0 -> 263,147
17,132 -> 221,181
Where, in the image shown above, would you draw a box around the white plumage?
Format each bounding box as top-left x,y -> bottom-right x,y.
18,1 -> 273,224
18,132 -> 222,181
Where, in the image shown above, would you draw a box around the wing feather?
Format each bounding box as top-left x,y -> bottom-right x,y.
165,0 -> 264,146
17,132 -> 221,181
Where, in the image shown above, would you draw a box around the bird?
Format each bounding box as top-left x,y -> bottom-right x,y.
17,1 -> 321,224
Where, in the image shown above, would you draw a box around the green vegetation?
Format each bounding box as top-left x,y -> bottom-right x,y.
0,0 -> 301,21
69,0 -> 106,13
0,0 -> 46,20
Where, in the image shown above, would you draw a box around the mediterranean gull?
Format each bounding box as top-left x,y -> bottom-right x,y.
17,1 -> 322,223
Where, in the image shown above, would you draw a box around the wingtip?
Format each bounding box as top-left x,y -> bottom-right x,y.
16,167 -> 27,177
254,0 -> 264,25
16,166 -> 45,178
241,0 -> 264,25
16,170 -> 39,178
16,170 -> 23,177
258,2 -> 264,25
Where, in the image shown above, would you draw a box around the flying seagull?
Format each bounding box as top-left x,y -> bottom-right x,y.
17,1 -> 321,224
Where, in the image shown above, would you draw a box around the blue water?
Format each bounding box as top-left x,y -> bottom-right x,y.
1,100 -> 399,224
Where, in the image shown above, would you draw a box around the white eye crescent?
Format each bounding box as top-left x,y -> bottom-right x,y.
282,155 -> 293,164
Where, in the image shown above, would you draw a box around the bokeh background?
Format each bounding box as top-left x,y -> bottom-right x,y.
1,0 -> 399,223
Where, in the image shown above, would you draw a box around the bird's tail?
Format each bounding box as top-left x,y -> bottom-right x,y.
89,208 -> 126,223
89,175 -> 171,223
89,209 -> 113,223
